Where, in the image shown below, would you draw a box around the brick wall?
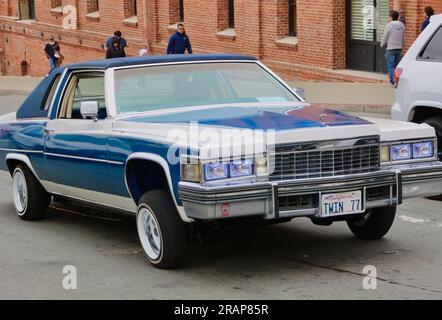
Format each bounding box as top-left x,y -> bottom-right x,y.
0,0 -> 438,81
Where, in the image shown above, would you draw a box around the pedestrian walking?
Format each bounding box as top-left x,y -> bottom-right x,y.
106,37 -> 127,59
167,23 -> 193,54
421,6 -> 434,32
44,35 -> 61,74
139,44 -> 149,56
381,10 -> 405,86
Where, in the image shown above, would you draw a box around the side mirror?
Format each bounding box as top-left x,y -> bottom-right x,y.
80,101 -> 99,120
293,87 -> 306,100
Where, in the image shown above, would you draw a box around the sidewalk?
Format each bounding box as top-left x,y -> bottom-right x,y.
0,76 -> 394,115
0,76 -> 42,95
286,81 -> 394,116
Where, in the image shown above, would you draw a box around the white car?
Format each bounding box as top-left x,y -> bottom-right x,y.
392,14 -> 442,159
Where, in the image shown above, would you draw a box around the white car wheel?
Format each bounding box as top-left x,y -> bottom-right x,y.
13,168 -> 28,215
136,189 -> 188,269
137,205 -> 163,261
11,164 -> 50,221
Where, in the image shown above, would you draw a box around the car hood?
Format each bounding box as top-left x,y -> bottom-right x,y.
118,104 -> 372,130
112,104 -> 435,150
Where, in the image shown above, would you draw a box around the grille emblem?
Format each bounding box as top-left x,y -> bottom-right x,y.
319,113 -> 328,124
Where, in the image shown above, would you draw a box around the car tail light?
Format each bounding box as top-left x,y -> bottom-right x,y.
393,67 -> 403,87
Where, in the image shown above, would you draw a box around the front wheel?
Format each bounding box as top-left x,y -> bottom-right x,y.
136,189 -> 188,269
347,206 -> 396,239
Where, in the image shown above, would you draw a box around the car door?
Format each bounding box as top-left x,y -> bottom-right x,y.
43,71 -> 116,205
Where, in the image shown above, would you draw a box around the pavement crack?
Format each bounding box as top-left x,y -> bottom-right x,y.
282,256 -> 442,295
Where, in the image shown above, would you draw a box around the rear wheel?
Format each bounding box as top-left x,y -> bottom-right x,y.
347,206 -> 396,239
12,164 -> 50,220
136,189 -> 188,269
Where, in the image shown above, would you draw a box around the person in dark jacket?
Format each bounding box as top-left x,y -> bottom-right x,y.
106,31 -> 128,51
44,35 -> 61,74
421,6 -> 434,32
106,37 -> 126,59
167,23 -> 193,54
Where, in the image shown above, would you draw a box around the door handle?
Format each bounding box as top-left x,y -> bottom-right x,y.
43,128 -> 55,135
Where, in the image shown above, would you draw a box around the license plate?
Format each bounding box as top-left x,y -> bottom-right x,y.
321,191 -> 363,217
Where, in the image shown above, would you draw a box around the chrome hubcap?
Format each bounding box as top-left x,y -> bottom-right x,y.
13,170 -> 28,215
137,207 -> 162,260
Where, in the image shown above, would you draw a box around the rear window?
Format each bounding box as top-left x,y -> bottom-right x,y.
42,74 -> 61,111
420,25 -> 442,61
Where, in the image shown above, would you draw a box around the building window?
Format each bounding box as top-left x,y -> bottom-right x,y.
179,0 -> 184,22
19,0 -> 35,20
228,0 -> 234,29
51,0 -> 62,8
170,0 -> 184,24
124,0 -> 137,18
288,0 -> 297,36
87,0 -> 99,13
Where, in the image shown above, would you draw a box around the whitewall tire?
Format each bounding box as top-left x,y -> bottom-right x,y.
136,189 -> 188,269
12,164 -> 50,221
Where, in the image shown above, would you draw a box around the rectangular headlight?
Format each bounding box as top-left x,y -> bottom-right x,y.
182,163 -> 201,182
204,163 -> 229,181
413,141 -> 434,159
380,146 -> 390,162
230,159 -> 254,178
255,156 -> 268,176
391,144 -> 412,161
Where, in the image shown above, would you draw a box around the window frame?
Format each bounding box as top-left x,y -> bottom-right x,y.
18,0 -> 36,20
57,71 -> 106,120
288,0 -> 297,36
51,0 -> 62,8
87,0 -> 100,14
228,0 -> 235,29
179,0 -> 184,22
42,74 -> 62,111
417,24 -> 442,62
133,0 -> 138,16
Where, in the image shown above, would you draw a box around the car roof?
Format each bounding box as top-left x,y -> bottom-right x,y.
65,54 -> 258,70
430,13 -> 442,24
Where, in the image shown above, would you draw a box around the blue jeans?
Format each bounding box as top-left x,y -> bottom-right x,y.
385,49 -> 402,85
48,57 -> 57,72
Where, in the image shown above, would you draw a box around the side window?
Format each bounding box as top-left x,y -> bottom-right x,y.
59,72 -> 105,119
420,25 -> 442,61
42,74 -> 61,111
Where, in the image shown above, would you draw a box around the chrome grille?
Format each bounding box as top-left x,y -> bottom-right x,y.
269,137 -> 380,181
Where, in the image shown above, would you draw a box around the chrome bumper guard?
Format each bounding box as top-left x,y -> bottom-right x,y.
179,162 -> 442,221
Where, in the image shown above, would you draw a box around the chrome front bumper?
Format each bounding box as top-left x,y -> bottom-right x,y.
179,162 -> 442,221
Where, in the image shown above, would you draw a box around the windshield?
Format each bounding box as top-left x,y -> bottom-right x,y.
113,62 -> 299,115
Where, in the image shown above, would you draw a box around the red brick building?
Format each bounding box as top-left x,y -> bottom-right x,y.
0,0 -> 441,81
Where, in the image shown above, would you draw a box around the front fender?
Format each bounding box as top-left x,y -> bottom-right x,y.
124,152 -> 193,223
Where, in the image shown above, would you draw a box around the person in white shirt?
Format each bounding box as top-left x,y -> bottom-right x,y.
139,44 -> 149,56
381,10 -> 405,85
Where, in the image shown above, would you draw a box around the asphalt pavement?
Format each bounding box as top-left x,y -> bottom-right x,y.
0,94 -> 441,300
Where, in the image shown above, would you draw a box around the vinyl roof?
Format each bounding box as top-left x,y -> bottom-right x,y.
65,54 -> 258,70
